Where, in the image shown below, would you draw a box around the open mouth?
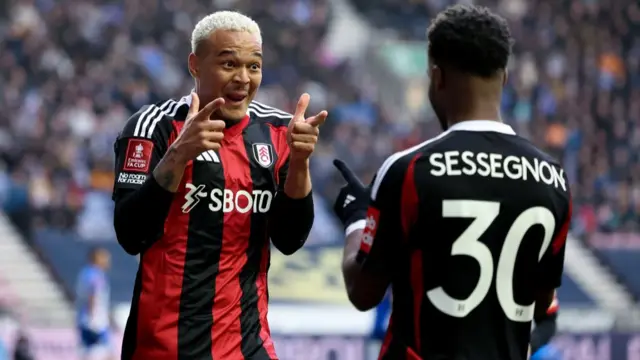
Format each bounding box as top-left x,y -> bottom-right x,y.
225,93 -> 248,104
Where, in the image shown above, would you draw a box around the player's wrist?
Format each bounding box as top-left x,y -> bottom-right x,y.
345,218 -> 366,236
167,142 -> 192,166
339,207 -> 367,229
288,157 -> 310,171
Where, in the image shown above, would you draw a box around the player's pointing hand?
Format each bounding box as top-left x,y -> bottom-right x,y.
333,159 -> 369,231
173,92 -> 226,161
287,93 -> 328,163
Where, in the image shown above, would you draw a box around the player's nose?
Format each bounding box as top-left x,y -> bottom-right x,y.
233,68 -> 250,84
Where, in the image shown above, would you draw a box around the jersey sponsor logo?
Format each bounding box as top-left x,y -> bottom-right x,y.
183,183 -> 207,213
360,206 -> 380,254
253,143 -> 274,168
428,151 -> 567,191
122,139 -> 153,172
117,172 -> 147,185
182,183 -> 273,214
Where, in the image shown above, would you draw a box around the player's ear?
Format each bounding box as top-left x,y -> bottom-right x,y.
502,68 -> 508,86
431,65 -> 444,90
188,53 -> 198,78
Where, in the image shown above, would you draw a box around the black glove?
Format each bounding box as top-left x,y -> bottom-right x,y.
333,159 -> 369,230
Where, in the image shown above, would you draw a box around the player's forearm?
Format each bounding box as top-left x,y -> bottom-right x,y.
342,229 -> 365,303
268,190 -> 314,255
283,159 -> 312,198
152,145 -> 189,192
114,176 -> 174,255
531,313 -> 557,353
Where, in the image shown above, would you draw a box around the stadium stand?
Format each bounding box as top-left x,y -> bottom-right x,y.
588,231 -> 640,298
600,249 -> 640,297
558,275 -> 595,305
1,0 -> 640,357
34,230 -> 137,304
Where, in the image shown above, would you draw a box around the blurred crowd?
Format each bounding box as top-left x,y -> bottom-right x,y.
0,0 -> 639,242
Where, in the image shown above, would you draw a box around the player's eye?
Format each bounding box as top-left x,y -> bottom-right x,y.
250,63 -> 261,71
222,61 -> 235,69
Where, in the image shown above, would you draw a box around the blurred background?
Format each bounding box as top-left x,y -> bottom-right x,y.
0,0 -> 639,358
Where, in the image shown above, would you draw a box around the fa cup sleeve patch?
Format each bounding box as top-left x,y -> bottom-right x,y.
123,139 -> 154,173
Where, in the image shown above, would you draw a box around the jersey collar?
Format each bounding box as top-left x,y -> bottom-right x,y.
224,115 -> 250,139
448,120 -> 516,135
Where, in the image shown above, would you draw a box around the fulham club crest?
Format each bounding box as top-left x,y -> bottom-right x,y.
253,143 -> 274,168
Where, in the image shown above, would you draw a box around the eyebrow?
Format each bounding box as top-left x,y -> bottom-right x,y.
217,50 -> 263,58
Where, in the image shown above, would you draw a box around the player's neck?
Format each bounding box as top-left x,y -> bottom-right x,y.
446,103 -> 502,127
224,117 -> 244,128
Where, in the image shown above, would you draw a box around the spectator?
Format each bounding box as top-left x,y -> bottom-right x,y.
0,0 -> 638,241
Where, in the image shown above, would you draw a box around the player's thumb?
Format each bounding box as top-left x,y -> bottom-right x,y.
188,92 -> 200,118
333,159 -> 362,187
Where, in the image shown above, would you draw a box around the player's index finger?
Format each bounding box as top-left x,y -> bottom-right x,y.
333,159 -> 360,185
197,97 -> 225,120
293,93 -> 310,120
307,110 -> 328,127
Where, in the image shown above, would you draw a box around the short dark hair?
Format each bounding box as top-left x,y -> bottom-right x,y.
427,5 -> 513,78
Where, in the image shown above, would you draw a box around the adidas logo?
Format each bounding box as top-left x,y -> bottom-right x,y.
343,194 -> 355,208
196,150 -> 220,163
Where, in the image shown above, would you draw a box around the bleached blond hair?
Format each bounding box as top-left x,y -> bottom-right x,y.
191,11 -> 262,53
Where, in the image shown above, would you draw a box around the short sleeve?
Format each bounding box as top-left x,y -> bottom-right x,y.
538,193 -> 572,290
112,105 -> 173,196
355,155 -> 413,276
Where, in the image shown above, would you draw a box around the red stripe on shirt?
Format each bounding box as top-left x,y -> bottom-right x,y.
258,240 -> 277,358
547,294 -> 559,315
552,196 -> 572,254
401,154 -> 422,354
267,123 -> 289,184
255,122 -> 287,358
133,121 -> 190,360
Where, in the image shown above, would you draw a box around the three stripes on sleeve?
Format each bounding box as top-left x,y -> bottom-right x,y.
133,96 -> 191,138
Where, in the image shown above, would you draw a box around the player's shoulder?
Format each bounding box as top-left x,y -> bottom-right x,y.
371,135 -> 450,200
508,136 -> 572,209
121,96 -> 190,139
248,101 -> 293,127
506,134 -> 562,166
378,131 -> 455,178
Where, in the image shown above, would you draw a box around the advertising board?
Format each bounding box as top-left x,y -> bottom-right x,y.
3,329 -> 640,360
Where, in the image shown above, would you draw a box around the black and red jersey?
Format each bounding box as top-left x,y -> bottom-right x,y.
355,121 -> 571,360
112,94 -> 314,360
